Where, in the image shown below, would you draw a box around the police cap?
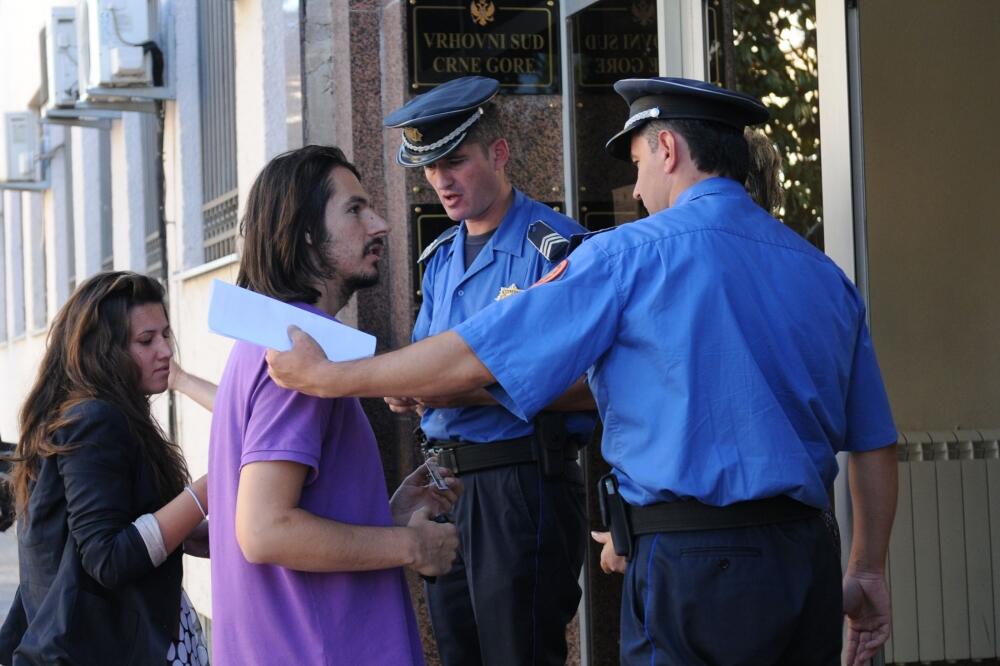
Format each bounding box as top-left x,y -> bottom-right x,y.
384,76 -> 501,168
605,77 -> 770,161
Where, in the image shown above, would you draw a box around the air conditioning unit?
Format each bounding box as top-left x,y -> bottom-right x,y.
77,0 -> 157,98
46,7 -> 80,108
2,113 -> 41,182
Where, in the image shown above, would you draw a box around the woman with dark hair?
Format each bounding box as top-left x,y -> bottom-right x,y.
0,271 -> 210,665
744,127 -> 785,215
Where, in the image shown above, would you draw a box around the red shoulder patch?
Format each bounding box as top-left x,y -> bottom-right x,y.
532,259 -> 569,287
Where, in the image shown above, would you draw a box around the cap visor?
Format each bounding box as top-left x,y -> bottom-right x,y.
605,127 -> 634,161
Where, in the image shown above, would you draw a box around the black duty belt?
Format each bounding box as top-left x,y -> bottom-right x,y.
598,473 -> 819,560
426,436 -> 580,476
629,495 -> 819,535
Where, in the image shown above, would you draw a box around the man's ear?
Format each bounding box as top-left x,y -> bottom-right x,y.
490,138 -> 510,172
659,130 -> 678,175
304,231 -> 313,246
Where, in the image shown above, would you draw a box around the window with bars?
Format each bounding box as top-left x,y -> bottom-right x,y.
199,0 -> 238,263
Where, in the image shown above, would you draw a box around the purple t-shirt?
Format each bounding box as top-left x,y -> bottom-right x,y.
208,305 -> 424,666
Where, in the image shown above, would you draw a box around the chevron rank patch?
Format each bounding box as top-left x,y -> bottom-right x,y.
527,221 -> 570,262
532,259 -> 568,287
495,283 -> 522,301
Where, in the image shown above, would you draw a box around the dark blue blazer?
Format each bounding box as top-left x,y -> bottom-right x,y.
0,400 -> 182,665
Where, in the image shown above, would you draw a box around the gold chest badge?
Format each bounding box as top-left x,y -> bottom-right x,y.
495,283 -> 522,301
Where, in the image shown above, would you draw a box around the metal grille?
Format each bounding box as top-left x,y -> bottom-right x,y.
202,191 -> 239,262
146,230 -> 163,279
199,0 -> 238,262
144,113 -> 164,280
886,429 -> 1000,664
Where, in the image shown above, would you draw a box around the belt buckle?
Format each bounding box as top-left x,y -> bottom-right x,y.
425,443 -> 460,475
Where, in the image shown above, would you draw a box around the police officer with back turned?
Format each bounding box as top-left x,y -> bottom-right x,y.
267,77 -> 898,666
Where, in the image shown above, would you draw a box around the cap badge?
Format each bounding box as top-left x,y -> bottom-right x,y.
471,0 -> 495,27
404,126 -> 423,144
495,283 -> 522,301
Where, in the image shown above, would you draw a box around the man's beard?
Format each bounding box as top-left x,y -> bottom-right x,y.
324,237 -> 384,299
344,269 -> 380,292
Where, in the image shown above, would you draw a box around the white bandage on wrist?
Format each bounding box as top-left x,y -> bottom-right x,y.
133,513 -> 168,567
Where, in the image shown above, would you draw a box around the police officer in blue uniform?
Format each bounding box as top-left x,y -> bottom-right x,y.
268,77 -> 898,666
381,76 -> 594,666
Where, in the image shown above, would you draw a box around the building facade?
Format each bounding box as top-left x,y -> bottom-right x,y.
1,1 -> 998,663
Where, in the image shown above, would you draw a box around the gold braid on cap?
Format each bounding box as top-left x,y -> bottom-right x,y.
402,108 -> 484,153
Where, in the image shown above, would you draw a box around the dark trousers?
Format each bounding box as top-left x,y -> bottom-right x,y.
620,515 -> 842,666
426,462 -> 587,666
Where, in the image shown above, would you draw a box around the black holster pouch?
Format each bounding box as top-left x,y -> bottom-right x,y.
598,473 -> 633,559
534,413 -> 569,478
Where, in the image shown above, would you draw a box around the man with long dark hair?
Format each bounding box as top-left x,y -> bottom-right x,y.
208,145 -> 460,666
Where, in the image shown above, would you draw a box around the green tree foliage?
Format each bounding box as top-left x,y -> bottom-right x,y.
712,0 -> 823,248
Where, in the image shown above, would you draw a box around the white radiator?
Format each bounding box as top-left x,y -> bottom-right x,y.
885,428 -> 1000,664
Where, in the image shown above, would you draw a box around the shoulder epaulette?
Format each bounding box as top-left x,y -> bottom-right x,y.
567,226 -> 616,255
418,225 -> 460,264
527,220 -> 571,262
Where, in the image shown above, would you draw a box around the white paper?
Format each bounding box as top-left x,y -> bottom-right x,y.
207,279 -> 376,361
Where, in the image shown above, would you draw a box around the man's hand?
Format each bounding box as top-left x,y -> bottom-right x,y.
390,462 -> 463,526
384,396 -> 421,415
183,519 -> 210,558
406,506 -> 460,577
415,388 -> 496,409
591,531 -> 626,574
266,326 -> 331,396
842,568 -> 891,666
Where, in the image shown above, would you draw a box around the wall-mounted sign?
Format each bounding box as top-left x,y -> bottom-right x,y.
573,0 -> 658,88
408,0 -> 560,94
411,201 -> 564,302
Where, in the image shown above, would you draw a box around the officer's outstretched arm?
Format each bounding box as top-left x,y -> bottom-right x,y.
543,377 -> 595,411
267,326 -> 493,400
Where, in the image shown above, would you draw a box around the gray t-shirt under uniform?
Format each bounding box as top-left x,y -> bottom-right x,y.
464,228 -> 498,270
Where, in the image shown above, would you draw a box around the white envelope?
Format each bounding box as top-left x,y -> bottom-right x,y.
207,279 -> 376,361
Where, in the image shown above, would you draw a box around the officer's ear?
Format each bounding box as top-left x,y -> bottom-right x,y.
488,138 -> 510,172
659,130 -> 679,174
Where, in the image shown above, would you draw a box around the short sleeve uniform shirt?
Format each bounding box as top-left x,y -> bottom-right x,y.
415,188 -> 590,442
457,177 -> 896,508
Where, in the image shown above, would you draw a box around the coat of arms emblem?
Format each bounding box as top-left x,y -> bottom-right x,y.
471,0 -> 496,27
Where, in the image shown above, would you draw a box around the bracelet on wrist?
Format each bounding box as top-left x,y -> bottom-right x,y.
184,485 -> 208,520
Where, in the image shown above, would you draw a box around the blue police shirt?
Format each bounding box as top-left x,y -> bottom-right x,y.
415,189 -> 590,442
456,177 -> 896,508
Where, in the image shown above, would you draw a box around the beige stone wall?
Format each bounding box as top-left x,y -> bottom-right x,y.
859,0 -> 1000,430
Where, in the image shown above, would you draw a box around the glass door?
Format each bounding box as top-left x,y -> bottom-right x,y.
561,3 -> 660,662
